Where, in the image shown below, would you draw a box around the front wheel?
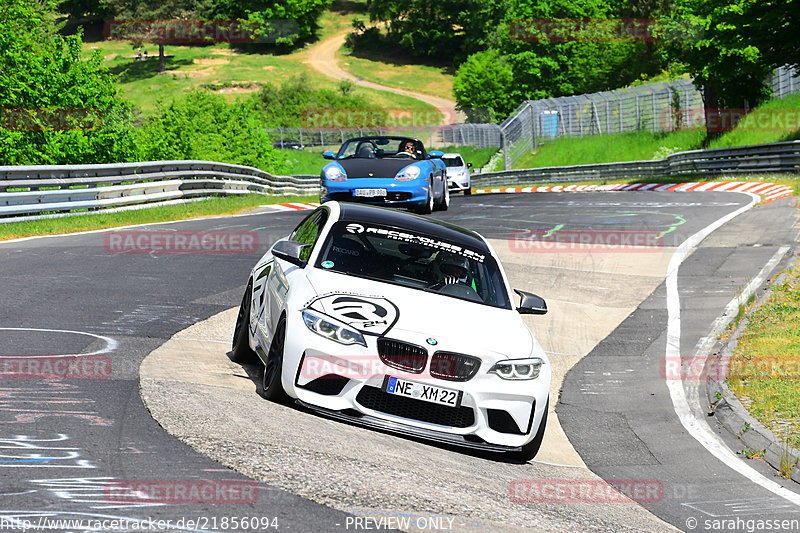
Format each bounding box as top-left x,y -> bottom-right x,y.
229,281 -> 257,364
509,397 -> 548,462
464,186 -> 472,196
416,184 -> 434,214
434,181 -> 450,211
260,317 -> 288,402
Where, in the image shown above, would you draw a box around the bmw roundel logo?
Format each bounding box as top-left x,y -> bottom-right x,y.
346,223 -> 364,234
426,338 -> 438,346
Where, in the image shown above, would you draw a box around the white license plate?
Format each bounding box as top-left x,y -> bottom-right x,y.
383,376 -> 462,407
354,188 -> 387,198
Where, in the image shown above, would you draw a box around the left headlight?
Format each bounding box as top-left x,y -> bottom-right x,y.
488,358 -> 544,380
302,309 -> 366,347
395,166 -> 421,181
324,166 -> 346,181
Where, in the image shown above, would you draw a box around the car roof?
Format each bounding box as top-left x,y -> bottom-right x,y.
442,153 -> 463,158
336,203 -> 489,253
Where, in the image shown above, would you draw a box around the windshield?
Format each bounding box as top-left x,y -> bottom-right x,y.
442,156 -> 464,167
337,137 -> 422,160
315,221 -> 511,309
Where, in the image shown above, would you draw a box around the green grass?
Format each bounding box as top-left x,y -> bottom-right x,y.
337,42 -> 455,100
514,129 -> 707,169
729,263 -> 800,450
708,92 -> 800,149
0,194 -> 315,241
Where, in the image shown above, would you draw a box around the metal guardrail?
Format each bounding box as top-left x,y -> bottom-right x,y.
0,160 -> 320,222
473,141 -> 800,187
2,141 -> 797,222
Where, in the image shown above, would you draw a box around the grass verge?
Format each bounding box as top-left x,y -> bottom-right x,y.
729,262 -> 800,450
0,194 -> 315,241
514,129 -> 707,169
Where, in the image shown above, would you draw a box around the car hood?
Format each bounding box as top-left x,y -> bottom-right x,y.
335,158 -> 417,179
302,268 -> 537,362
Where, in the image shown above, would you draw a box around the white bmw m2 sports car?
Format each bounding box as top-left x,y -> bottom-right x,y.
230,202 -> 551,460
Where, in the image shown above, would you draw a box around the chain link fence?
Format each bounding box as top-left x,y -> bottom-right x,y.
771,65 -> 800,99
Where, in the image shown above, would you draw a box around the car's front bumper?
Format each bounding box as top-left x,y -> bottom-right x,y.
320,179 -> 428,208
447,174 -> 470,191
281,324 -> 550,450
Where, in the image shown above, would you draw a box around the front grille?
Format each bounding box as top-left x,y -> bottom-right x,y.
377,338 -> 427,373
356,386 -> 475,428
387,191 -> 412,201
430,352 -> 481,381
329,192 -> 359,202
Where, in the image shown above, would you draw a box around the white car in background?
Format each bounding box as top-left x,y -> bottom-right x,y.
442,153 -> 472,195
230,202 -> 551,461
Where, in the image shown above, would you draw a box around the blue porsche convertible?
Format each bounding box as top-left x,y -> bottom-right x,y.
319,136 -> 449,213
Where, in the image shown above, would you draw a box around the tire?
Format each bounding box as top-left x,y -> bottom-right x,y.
417,183 -> 434,214
434,181 -> 450,211
229,281 -> 258,364
509,397 -> 548,462
260,317 -> 288,401
464,186 -> 472,196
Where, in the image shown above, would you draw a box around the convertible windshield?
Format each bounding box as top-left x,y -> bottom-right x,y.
315,221 -> 511,309
337,137 -> 422,160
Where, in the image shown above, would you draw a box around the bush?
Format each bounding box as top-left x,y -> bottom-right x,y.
0,0 -> 136,165
135,91 -> 287,173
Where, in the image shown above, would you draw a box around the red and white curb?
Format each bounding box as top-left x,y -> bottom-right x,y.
270,202 -> 321,212
473,182 -> 794,205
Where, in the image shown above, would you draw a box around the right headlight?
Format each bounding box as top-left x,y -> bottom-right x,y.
488,358 -> 544,380
302,309 -> 366,347
324,166 -> 346,182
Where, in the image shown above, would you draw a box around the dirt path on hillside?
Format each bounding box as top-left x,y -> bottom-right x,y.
305,31 -> 463,125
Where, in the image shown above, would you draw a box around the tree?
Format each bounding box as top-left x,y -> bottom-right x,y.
453,50 -> 515,122
206,0 -> 334,44
669,0 -> 799,138
0,0 -> 136,164
100,0 -> 201,72
362,0 -> 508,62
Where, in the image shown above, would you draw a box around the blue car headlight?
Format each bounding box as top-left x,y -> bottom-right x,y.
489,358 -> 544,380
395,166 -> 421,181
302,309 -> 366,347
325,166 -> 346,182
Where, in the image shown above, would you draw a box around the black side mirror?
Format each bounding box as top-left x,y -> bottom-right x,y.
467,163 -> 473,168
514,289 -> 547,315
272,240 -> 311,268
